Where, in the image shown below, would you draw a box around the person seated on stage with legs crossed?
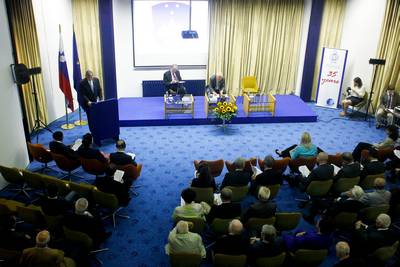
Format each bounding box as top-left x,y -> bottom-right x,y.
375,86 -> 400,129
340,77 -> 366,117
206,73 -> 226,96
163,64 -> 186,97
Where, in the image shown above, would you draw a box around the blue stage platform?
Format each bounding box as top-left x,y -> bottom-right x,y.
118,95 -> 317,127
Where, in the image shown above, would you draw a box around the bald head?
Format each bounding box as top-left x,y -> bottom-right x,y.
335,241 -> 350,259
317,152 -> 328,164
36,230 -> 50,247
229,219 -> 243,235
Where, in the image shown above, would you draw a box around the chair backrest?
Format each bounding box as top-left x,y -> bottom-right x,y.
368,241 -> 399,264
255,252 -> 286,267
360,205 -> 390,224
190,187 -> 214,205
360,174 -> 385,190
174,216 -> 206,234
333,212 -> 358,229
289,157 -> 317,172
44,214 -> 64,232
80,158 -> 107,176
211,218 -> 235,235
225,158 -> 256,173
258,158 -> 290,173
21,170 -> 45,189
27,142 -> 53,163
0,202 -> 12,216
241,76 -> 258,94
0,165 -> 24,184
63,226 -> 93,251
333,177 -> 360,194
69,182 -> 95,200
267,184 -> 280,199
92,188 -> 119,209
274,212 -> 301,232
225,186 -> 249,202
0,248 -> 22,266
16,205 -> 45,226
51,152 -> 80,171
214,254 -> 247,267
194,159 -> 224,177
246,217 -> 276,233
0,199 -> 25,213
292,249 -> 328,267
169,252 -> 202,267
115,163 -> 142,180
40,175 -> 71,196
306,180 -> 333,197
328,154 -> 342,167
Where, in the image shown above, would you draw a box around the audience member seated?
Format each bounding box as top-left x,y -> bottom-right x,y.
352,125 -> 398,162
220,157 -> 251,189
275,132 -> 319,159
242,187 -> 276,223
334,152 -> 362,180
283,218 -> 333,252
213,219 -> 249,255
250,155 -> 281,195
77,133 -> 108,163
360,148 -> 386,181
38,184 -> 71,216
64,198 -> 111,246
352,213 -> 397,256
248,224 -> 284,265
206,188 -> 241,223
298,152 -> 334,190
389,187 -> 400,219
325,186 -> 367,218
94,168 -> 131,206
20,230 -> 75,267
361,178 -> 391,206
165,220 -> 206,258
49,131 -> 78,160
333,241 -> 366,267
109,139 -> 137,166
172,188 -> 207,221
191,161 -> 217,192
0,214 -> 33,251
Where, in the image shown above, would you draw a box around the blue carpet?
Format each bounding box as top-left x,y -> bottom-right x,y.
6,104 -> 391,266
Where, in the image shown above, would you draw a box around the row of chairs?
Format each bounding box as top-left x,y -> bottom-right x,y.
0,166 -> 128,228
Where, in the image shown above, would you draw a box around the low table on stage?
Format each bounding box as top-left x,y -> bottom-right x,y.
164,94 -> 194,118
243,93 -> 276,117
204,93 -> 237,117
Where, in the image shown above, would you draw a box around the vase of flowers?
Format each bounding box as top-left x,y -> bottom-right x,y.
213,101 -> 238,130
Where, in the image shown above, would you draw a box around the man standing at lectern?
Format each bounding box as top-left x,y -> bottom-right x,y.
163,64 -> 186,96
79,70 -> 103,112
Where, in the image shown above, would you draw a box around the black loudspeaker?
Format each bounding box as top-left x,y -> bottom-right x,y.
12,64 -> 30,85
369,58 -> 386,65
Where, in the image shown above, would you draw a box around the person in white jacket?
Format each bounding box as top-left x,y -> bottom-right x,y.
340,77 -> 366,117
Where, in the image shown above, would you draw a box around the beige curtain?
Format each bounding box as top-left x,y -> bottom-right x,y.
311,0 -> 346,100
371,0 -> 400,109
207,0 -> 304,95
72,0 -> 103,91
8,0 -> 48,132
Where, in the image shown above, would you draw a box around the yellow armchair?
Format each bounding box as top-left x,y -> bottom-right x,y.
241,76 -> 259,95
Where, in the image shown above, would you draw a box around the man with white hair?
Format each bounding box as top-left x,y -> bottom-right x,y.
248,224 -> 284,264
221,157 -> 252,189
361,178 -> 391,206
207,72 -> 226,95
20,230 -> 76,267
333,241 -> 366,267
163,64 -> 186,95
165,220 -> 206,258
353,213 -> 397,255
326,186 -> 368,218
214,219 -> 249,255
206,188 -> 241,223
242,187 -> 276,223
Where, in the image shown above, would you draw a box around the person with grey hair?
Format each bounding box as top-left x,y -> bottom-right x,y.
333,152 -> 362,181
248,224 -> 284,264
242,187 -> 276,223
64,198 -> 111,246
333,241 -> 366,267
250,155 -> 282,195
299,152 -> 334,190
20,230 -> 76,267
207,72 -> 226,95
361,177 -> 391,206
214,219 -> 249,255
353,213 -> 397,256
79,70 -> 103,111
325,185 -> 367,219
165,221 -> 206,258
163,64 -> 186,95
206,188 -> 241,223
220,157 -> 252,189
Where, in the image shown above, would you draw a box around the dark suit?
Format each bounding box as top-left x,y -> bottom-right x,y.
242,200 -> 277,223
109,152 -> 136,166
0,229 -> 33,251
79,77 -> 103,111
77,145 -> 108,163
95,176 -> 130,206
325,199 -> 367,218
214,234 -> 249,255
207,74 -> 226,94
353,226 -> 397,255
49,141 -> 78,160
334,162 -> 362,180
38,196 -> 70,216
191,178 -> 217,192
360,160 -> 385,181
301,163 -> 334,188
333,257 -> 366,267
163,70 -> 185,94
221,170 -> 252,189
248,238 -> 285,264
206,202 -> 241,223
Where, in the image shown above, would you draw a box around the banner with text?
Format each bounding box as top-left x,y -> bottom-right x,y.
316,47 -> 348,108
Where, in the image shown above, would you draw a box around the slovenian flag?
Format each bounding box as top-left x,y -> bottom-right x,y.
58,28 -> 74,111
72,29 -> 83,107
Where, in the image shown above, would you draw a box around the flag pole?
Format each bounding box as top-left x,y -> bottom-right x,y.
74,106 -> 87,126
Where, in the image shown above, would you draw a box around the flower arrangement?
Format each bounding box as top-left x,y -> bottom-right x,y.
213,101 -> 238,122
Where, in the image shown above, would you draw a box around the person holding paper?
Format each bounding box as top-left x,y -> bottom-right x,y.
206,73 -> 226,95
299,152 -> 334,190
339,77 -> 366,117
79,70 -> 103,111
94,168 -> 130,206
275,132 -> 320,159
110,139 -> 137,166
333,152 -> 362,181
206,188 -> 241,224
375,86 -> 400,128
163,64 -> 186,95
49,131 -> 78,160
191,162 -> 217,192
250,155 -> 281,195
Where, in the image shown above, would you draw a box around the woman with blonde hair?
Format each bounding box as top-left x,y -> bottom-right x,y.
276,132 -> 320,159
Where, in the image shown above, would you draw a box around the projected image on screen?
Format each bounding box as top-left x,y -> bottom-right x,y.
133,0 -> 209,67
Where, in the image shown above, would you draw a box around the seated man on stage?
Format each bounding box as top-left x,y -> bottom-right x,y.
375,86 -> 400,128
339,77 -> 366,117
163,64 -> 186,96
206,73 -> 226,96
